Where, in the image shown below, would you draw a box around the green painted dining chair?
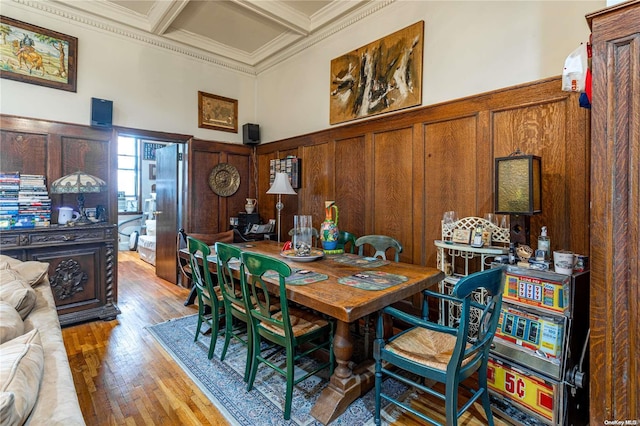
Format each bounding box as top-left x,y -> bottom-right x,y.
355,234 -> 403,353
187,236 -> 225,360
374,266 -> 506,426
337,230 -> 357,253
215,242 -> 252,382
240,251 -> 334,420
355,234 -> 403,262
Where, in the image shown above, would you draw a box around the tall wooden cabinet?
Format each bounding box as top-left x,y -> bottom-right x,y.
586,1 -> 640,423
0,114 -> 118,325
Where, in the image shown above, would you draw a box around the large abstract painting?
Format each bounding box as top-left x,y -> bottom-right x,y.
330,21 -> 424,125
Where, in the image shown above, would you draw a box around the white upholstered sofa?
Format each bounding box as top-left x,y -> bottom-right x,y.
0,255 -> 85,425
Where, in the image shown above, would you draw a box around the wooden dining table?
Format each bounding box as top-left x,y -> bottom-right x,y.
180,240 -> 443,424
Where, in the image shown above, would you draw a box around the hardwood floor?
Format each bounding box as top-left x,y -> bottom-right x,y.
63,251 -> 229,426
63,251 -> 507,425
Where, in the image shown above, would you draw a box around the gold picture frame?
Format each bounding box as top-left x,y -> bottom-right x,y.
0,16 -> 78,92
330,21 -> 424,125
198,91 -> 238,133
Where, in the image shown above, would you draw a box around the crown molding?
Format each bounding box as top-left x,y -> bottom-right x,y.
9,0 -> 396,76
12,0 -> 257,75
255,0 -> 396,74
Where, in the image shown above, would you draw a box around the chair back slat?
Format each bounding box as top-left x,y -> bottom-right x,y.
215,242 -> 246,310
187,237 -> 216,301
337,230 -> 357,253
355,235 -> 403,262
241,251 -> 292,338
451,267 -> 505,372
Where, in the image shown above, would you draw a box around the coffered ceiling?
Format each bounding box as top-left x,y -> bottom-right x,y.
49,0 -> 387,74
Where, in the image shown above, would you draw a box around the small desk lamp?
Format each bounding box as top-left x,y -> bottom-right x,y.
494,152 -> 542,246
266,172 -> 297,243
51,171 -> 107,225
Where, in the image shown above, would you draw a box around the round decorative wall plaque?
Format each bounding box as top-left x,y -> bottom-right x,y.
208,163 -> 240,197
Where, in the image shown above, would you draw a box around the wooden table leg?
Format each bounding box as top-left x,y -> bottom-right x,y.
310,319 -> 371,424
184,286 -> 196,306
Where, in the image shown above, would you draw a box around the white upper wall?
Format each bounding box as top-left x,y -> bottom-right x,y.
257,0 -> 601,142
0,1 -> 256,143
0,1 -> 603,144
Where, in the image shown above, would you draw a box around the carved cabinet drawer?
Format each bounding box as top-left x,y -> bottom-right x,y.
28,228 -> 108,245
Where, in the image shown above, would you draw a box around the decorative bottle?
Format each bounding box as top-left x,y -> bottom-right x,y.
320,201 -> 339,250
538,226 -> 550,260
508,242 -> 517,265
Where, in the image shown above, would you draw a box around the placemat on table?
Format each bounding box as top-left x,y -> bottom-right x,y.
337,270 -> 408,290
263,269 -> 328,285
329,253 -> 390,268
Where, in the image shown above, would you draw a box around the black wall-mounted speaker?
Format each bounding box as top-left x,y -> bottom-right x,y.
243,123 -> 260,145
91,97 -> 113,129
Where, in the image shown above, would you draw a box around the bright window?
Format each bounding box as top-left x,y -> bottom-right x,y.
117,136 -> 139,213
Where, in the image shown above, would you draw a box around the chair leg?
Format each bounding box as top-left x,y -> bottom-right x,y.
208,316 -> 220,359
445,380 -> 459,426
207,307 -> 219,360
243,322 -> 252,383
284,348 -> 295,420
246,325 -> 259,392
194,305 -> 203,342
374,354 -> 383,425
478,366 -> 495,426
220,310 -> 233,361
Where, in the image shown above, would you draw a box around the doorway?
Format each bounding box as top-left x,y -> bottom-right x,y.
114,127 -> 190,284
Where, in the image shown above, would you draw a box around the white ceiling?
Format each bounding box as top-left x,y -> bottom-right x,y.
51,0 -> 384,74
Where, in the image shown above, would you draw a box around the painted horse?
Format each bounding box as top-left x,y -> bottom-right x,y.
12,40 -> 45,76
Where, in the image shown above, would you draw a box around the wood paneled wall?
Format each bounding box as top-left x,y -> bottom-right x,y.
256,76 -> 591,270
184,139 -> 253,234
0,115 -> 115,224
587,1 -> 640,423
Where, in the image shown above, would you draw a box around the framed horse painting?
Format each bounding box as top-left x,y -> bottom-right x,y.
0,16 -> 78,92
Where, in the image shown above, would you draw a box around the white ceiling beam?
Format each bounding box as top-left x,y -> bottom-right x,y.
229,0 -> 310,35
147,0 -> 191,35
50,0 -> 150,32
310,0 -> 370,31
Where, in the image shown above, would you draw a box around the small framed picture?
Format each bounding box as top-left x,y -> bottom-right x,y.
452,228 -> 471,244
482,230 -> 492,246
198,91 -> 238,133
149,164 -> 156,180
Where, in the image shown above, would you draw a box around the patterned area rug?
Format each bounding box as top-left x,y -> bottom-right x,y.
147,315 -> 408,426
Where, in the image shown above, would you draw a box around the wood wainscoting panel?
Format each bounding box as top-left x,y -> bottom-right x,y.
299,142 -> 332,228
492,98 -> 589,253
190,149 -> 222,233
371,127 -> 415,263
255,76 -> 589,268
59,135 -> 111,223
185,139 -> 252,235
0,130 -> 48,175
335,136 -> 367,239
226,152 -> 253,220
423,115 -> 479,268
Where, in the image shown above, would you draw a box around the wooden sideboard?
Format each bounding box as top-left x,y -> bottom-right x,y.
0,223 -> 120,326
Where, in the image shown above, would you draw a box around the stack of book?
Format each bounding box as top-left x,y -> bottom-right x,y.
0,171 -> 20,229
17,174 -> 52,228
